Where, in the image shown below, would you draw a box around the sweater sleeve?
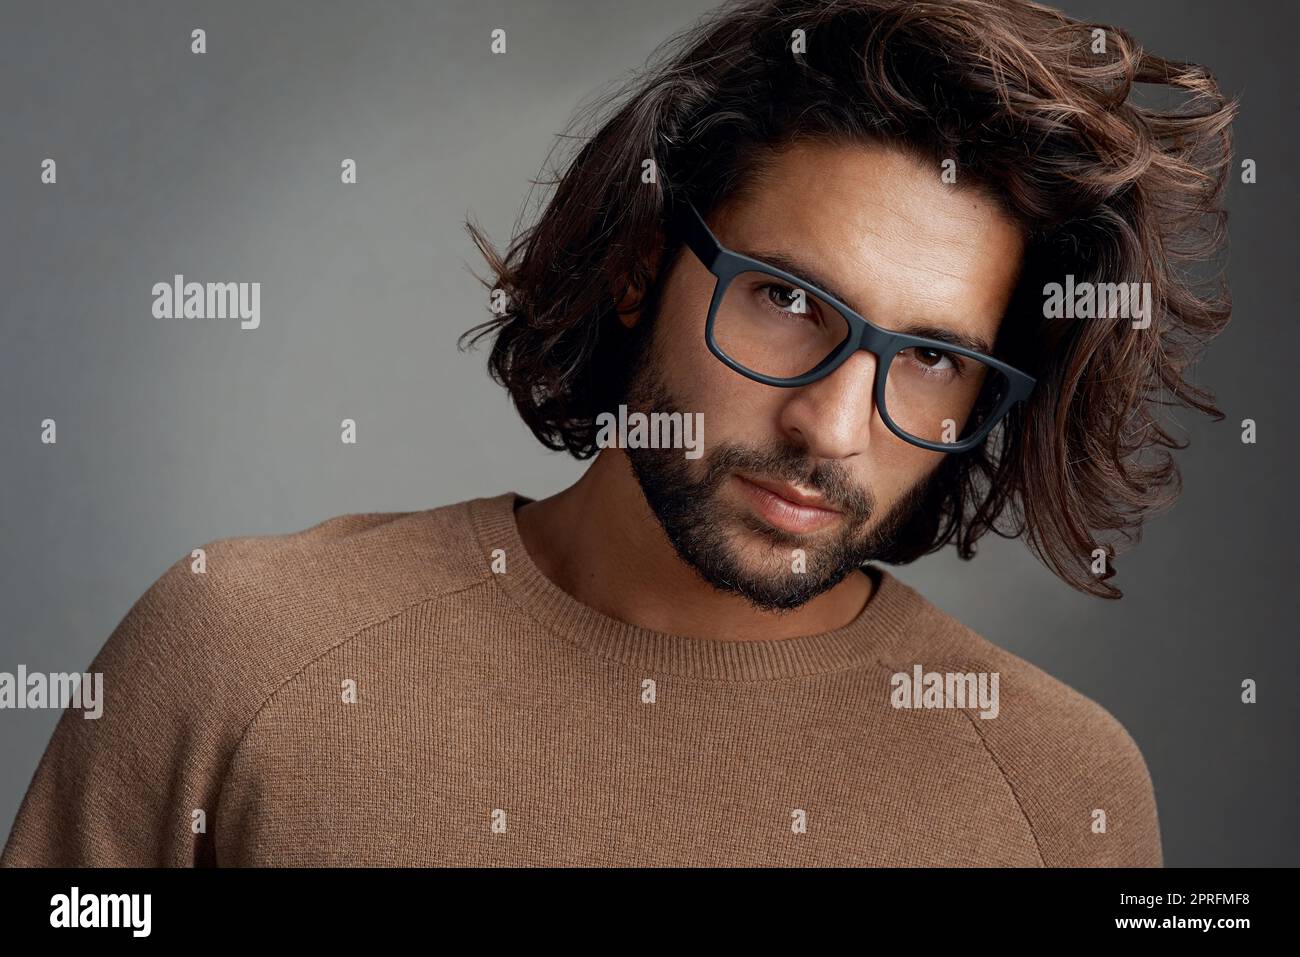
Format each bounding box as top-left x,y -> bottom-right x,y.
1,553 -> 243,867
962,685 -> 1164,867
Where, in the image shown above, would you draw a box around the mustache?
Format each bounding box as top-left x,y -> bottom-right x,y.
701,442 -> 875,522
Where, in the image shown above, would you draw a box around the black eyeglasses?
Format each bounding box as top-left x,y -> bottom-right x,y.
667,195 -> 1037,453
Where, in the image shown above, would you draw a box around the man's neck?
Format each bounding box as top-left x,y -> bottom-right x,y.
514,450 -> 875,642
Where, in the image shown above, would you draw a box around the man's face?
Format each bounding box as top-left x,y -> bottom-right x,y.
623,139 -> 1025,611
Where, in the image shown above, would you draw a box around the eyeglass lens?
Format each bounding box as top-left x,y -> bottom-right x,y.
712,270 -> 1010,444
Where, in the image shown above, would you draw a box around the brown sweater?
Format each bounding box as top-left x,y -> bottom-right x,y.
1,492 -> 1161,867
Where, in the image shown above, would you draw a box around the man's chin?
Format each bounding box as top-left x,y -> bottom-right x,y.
700,559 -> 860,614
683,517 -> 865,612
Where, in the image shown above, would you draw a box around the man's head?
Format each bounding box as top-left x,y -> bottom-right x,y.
465,0 -> 1235,600
620,140 -> 1025,610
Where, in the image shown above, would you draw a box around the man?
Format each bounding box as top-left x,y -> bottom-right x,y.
3,0 -> 1232,866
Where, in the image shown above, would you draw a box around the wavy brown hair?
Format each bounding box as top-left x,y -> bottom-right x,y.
460,0 -> 1236,598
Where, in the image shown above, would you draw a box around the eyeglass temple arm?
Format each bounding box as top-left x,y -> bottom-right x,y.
665,192 -> 721,270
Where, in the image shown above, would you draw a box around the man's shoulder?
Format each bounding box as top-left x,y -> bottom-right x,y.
883,574 -> 1163,866
91,494 -> 514,730
147,492 -> 509,641
190,494 -> 500,608
886,581 -> 1143,753
0,495 -> 518,866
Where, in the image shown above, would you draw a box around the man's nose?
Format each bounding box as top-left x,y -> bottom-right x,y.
776,350 -> 879,460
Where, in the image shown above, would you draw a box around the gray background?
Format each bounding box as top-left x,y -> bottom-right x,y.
1,0 -> 1295,865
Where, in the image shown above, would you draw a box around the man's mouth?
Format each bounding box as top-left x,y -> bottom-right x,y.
732,473 -> 844,534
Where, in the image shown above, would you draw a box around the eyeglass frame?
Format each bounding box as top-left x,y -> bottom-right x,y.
665,194 -> 1038,453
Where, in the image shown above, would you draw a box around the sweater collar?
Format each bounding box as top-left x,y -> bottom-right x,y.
468,491 -> 926,681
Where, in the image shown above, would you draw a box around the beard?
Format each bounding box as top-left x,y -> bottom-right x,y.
620,334 -> 935,613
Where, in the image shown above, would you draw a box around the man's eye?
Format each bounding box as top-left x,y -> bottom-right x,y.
918,348 -> 950,367
763,284 -> 808,314
908,347 -> 957,372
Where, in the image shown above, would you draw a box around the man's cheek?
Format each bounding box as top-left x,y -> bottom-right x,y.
704,394 -> 783,455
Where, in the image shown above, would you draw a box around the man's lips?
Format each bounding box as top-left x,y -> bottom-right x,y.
733,473 -> 843,534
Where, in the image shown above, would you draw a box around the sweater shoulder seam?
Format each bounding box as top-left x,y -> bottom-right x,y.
953,705 -> 1049,867
210,576 -> 495,840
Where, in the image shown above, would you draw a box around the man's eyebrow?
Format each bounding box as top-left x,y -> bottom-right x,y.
736,246 -> 996,356
894,323 -> 995,357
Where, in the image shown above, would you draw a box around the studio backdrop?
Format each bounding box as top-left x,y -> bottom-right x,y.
1,0 -> 1296,866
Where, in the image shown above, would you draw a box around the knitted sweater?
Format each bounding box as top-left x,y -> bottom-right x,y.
1,492 -> 1161,866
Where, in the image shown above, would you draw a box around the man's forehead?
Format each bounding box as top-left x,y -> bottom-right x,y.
729,139 -> 1022,259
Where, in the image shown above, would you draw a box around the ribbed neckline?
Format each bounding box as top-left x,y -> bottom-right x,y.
467,492 -> 926,681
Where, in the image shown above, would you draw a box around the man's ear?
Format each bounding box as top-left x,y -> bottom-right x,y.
613,230 -> 665,329
615,287 -> 641,329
